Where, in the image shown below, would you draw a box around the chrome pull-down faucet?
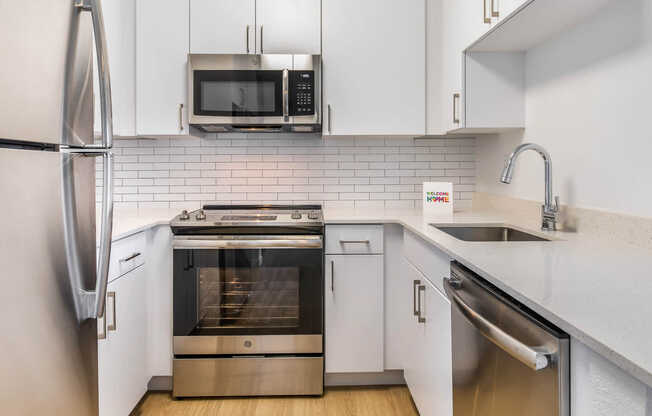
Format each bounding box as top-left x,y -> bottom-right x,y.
499,143 -> 559,231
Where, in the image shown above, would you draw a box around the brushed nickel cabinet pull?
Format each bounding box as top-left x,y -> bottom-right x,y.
330,260 -> 335,292
107,291 -> 116,331
97,308 -> 107,340
246,25 -> 250,53
491,0 -> 499,17
483,0 -> 491,23
413,280 -> 421,316
418,285 -> 426,323
260,25 -> 264,54
338,240 -> 370,244
453,93 -> 460,124
178,103 -> 184,131
119,252 -> 141,263
327,104 -> 332,134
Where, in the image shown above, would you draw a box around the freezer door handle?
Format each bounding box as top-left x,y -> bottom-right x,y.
444,278 -> 551,371
75,0 -> 113,149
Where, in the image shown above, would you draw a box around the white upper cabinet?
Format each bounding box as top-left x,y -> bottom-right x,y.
426,0 -> 444,135
136,0 -> 189,135
322,0 -> 425,136
256,0 -> 321,54
94,0 -> 136,137
190,0 -> 255,54
494,0 -> 528,21
440,0 -> 515,133
189,0 -> 319,55
441,0 -> 485,132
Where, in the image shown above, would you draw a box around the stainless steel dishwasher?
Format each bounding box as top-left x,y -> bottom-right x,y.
443,262 -> 569,416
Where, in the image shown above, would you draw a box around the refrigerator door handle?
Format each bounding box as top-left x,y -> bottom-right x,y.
94,151 -> 114,318
62,152 -> 113,321
75,0 -> 113,149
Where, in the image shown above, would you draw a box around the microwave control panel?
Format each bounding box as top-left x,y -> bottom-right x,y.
289,71 -> 315,117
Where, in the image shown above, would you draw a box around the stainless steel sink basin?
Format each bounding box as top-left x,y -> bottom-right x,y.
432,225 -> 551,242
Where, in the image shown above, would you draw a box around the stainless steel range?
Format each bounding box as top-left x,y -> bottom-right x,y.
170,205 -> 324,397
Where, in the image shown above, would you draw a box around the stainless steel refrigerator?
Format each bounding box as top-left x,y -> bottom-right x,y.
0,0 -> 114,414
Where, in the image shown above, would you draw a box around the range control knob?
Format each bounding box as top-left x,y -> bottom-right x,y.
291,211 -> 302,220
195,210 -> 206,221
179,210 -> 190,221
308,211 -> 319,220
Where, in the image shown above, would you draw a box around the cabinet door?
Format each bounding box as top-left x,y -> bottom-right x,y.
403,260 -> 453,416
402,260 -> 425,397
136,0 -> 189,135
190,0 -> 255,54
322,0 -> 425,135
441,0 -> 492,131
420,278 -> 453,416
256,0 -> 320,54
496,0 -> 528,20
325,254 -> 383,373
94,0 -> 136,137
98,266 -> 148,416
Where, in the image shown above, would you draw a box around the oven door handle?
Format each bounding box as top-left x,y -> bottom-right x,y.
444,278 -> 552,371
173,236 -> 323,250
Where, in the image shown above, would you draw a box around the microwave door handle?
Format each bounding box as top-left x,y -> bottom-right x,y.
75,0 -> 113,150
283,69 -> 290,122
444,279 -> 552,371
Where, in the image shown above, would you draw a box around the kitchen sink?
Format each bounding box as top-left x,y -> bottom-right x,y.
431,225 -> 552,242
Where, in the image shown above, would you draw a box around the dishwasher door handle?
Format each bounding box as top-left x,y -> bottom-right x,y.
444,279 -> 551,371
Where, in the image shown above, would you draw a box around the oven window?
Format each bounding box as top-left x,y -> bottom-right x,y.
174,248 -> 323,336
198,266 -> 300,330
193,70 -> 283,117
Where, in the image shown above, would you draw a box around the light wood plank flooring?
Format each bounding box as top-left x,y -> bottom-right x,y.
133,386 -> 418,416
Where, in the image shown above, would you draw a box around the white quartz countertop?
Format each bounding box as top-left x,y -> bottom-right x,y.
109,208 -> 178,241
111,206 -> 652,387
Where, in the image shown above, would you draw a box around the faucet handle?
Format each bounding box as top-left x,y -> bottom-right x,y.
554,196 -> 560,211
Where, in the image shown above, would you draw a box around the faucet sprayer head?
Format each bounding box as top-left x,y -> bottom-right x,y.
500,158 -> 515,184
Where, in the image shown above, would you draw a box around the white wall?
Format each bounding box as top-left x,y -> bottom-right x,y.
477,0 -> 652,218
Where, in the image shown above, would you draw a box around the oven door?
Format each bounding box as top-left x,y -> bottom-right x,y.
192,69 -> 286,124
173,235 -> 323,355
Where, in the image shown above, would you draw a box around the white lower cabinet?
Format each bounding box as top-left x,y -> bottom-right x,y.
98,265 -> 148,416
325,254 -> 384,373
404,259 -> 453,416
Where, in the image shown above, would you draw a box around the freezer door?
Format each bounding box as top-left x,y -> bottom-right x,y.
0,148 -> 98,415
0,0 -> 95,146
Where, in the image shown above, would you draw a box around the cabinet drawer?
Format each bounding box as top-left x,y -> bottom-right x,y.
325,225 -> 383,254
108,232 -> 146,282
403,229 -> 450,293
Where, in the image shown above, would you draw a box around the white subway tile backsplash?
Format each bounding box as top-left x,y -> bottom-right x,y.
186,178 -> 216,185
355,185 -> 385,193
340,192 -> 369,200
201,185 -> 231,193
104,135 -> 476,209
278,177 -> 309,185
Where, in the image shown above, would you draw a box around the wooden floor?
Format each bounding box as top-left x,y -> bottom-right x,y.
133,386 -> 419,416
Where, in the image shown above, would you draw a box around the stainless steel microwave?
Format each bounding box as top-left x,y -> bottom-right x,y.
188,54 -> 321,133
